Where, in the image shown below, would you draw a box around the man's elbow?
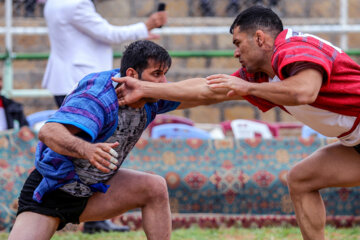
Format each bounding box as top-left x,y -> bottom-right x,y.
293,90 -> 318,105
38,124 -> 50,142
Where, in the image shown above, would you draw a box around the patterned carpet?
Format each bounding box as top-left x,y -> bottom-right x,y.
1,129 -> 360,231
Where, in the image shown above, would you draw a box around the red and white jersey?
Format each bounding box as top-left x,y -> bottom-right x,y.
233,29 -> 360,146
0,98 -> 7,131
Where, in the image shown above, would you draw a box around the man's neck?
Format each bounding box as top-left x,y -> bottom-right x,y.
261,37 -> 277,78
261,49 -> 276,78
262,65 -> 276,78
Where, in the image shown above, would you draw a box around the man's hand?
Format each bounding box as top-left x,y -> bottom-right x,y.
146,32 -> 161,40
83,141 -> 120,173
206,74 -> 251,97
145,11 -> 167,31
112,76 -> 144,106
39,123 -> 120,173
208,69 -> 323,106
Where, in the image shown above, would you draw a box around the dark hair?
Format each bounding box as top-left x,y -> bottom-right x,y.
120,40 -> 171,78
230,6 -> 283,38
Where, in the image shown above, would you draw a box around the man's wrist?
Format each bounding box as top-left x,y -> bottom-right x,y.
145,20 -> 154,31
140,81 -> 156,98
246,82 -> 256,96
73,139 -> 89,160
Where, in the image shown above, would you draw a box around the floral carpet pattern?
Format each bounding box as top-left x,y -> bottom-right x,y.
125,137 -> 360,215
1,130 -> 360,231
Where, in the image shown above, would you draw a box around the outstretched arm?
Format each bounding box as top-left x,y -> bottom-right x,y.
39,122 -> 119,173
207,68 -> 323,106
112,76 -> 244,109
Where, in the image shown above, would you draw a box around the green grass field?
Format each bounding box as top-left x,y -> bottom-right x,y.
1,227 -> 360,240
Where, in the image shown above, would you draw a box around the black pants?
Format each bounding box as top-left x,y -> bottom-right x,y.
354,143 -> 360,154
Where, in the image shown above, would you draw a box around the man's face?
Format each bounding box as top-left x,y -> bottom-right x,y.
232,27 -> 264,73
138,60 -> 169,103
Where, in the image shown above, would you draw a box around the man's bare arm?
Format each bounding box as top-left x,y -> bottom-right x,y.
39,122 -> 119,173
113,77 -> 244,108
247,69 -> 322,105
208,69 -> 323,106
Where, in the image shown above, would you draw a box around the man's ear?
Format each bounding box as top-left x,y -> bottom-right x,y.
255,30 -> 265,47
126,68 -> 139,79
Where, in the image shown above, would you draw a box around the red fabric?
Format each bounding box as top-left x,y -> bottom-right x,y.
0,98 -> 3,108
272,29 -> 360,117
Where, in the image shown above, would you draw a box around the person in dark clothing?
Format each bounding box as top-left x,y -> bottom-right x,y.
0,76 -> 33,140
24,0 -> 36,18
0,96 -> 29,129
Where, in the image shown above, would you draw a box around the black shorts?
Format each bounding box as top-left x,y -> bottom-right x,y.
17,169 -> 89,230
354,144 -> 360,154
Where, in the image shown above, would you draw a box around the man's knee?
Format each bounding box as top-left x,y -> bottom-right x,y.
143,174 -> 169,203
287,164 -> 308,194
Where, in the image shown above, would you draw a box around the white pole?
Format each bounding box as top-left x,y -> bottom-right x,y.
340,0 -> 348,50
2,24 -> 360,36
3,0 -> 13,97
5,0 -> 12,52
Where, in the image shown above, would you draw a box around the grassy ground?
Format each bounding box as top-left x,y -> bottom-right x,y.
1,227 -> 360,240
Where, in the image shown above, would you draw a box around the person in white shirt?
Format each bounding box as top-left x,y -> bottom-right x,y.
42,0 -> 167,107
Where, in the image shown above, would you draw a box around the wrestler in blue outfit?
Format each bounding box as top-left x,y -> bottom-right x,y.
34,69 -> 179,203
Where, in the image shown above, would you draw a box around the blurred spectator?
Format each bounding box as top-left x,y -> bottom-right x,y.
12,0 -> 45,18
0,75 -> 34,140
36,0 -> 46,17
226,0 -> 280,16
199,0 -> 214,16
269,0 -> 280,7
24,0 -> 36,17
13,0 -> 23,17
226,0 -> 240,16
42,0 -> 167,108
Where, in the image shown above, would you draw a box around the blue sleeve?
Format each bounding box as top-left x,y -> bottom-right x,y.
156,100 -> 181,114
144,100 -> 180,127
46,92 -> 106,142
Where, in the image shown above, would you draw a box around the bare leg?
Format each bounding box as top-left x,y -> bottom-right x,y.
8,212 -> 59,240
287,142 -> 360,240
80,168 -> 171,240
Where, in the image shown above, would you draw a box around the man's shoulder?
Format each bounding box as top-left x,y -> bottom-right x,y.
59,0 -> 88,5
66,69 -> 119,106
274,29 -> 325,49
45,0 -> 87,20
274,29 -> 318,49
79,69 -> 119,86
46,0 -> 85,9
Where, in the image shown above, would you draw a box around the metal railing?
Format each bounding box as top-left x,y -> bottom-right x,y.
1,0 -> 359,98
